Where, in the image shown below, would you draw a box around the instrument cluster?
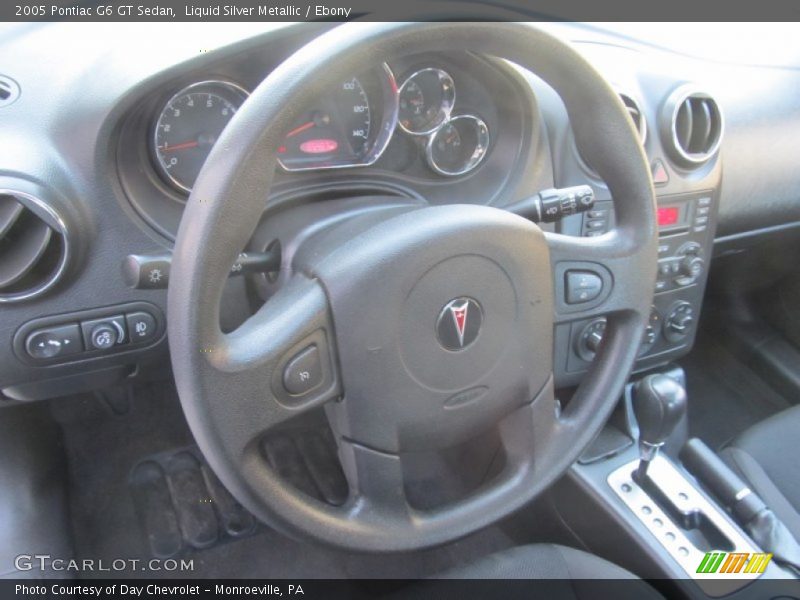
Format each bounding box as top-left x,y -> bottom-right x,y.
149,63 -> 492,194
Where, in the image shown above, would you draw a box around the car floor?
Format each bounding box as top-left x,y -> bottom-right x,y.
49,382 -> 517,579
680,326 -> 793,450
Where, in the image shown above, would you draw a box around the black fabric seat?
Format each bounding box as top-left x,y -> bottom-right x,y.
431,544 -> 663,599
721,405 -> 800,540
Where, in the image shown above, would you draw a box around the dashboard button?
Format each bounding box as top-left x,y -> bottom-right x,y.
25,324 -> 82,359
81,315 -> 126,350
283,345 -> 323,396
89,324 -> 117,350
126,311 -> 157,343
680,256 -> 705,279
565,270 -> 603,304
651,159 -> 669,185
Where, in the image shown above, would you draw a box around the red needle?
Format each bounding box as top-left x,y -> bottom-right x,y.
286,121 -> 316,138
160,140 -> 199,152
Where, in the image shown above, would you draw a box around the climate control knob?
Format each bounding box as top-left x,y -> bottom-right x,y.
664,302 -> 695,342
674,242 -> 705,287
576,318 -> 607,362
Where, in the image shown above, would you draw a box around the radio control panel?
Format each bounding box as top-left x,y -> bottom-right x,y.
653,194 -> 713,294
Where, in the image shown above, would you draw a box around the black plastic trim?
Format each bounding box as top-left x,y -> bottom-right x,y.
13,301 -> 165,367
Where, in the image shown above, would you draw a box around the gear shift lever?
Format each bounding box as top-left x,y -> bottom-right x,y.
632,374 -> 687,481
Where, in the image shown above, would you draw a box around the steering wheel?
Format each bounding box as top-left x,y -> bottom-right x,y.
168,22 -> 657,552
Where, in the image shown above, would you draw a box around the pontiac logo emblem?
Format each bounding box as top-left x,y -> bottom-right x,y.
451,302 -> 469,346
436,297 -> 482,351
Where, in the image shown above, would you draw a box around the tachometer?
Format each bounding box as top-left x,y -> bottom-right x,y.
278,64 -> 398,172
152,81 -> 248,193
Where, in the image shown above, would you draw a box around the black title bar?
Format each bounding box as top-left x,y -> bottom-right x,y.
4,0 -> 800,22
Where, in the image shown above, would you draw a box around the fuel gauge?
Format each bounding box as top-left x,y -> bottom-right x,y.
426,115 -> 490,176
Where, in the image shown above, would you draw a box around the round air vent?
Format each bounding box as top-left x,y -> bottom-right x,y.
663,86 -> 723,167
0,190 -> 69,302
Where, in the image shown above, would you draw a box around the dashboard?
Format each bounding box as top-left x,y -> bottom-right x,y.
1,22 -> 799,402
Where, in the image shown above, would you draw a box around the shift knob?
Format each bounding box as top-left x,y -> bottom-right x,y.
632,374 -> 687,478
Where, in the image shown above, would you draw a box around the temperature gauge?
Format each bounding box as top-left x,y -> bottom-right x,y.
398,68 -> 455,135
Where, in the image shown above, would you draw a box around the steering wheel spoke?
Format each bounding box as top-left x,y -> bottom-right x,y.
195,275 -> 342,458
546,230 -> 656,324
338,439 -> 411,519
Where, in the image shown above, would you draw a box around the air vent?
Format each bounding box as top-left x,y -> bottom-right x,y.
664,87 -> 723,166
619,93 -> 647,145
0,190 -> 68,302
0,75 -> 21,108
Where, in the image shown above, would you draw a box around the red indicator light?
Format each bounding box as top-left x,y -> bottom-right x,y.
300,139 -> 338,154
657,206 -> 680,227
277,145 -> 287,154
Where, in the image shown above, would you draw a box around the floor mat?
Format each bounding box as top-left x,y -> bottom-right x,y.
130,447 -> 258,558
127,429 -> 348,559
51,381 -> 515,579
682,329 -> 791,449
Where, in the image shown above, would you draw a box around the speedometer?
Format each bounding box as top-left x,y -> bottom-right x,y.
279,77 -> 371,169
278,64 -> 398,172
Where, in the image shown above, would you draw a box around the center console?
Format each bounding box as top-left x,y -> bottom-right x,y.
554,189 -> 720,387
549,370 -> 797,599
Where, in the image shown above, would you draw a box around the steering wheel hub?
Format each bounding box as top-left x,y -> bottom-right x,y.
298,205 -> 553,453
